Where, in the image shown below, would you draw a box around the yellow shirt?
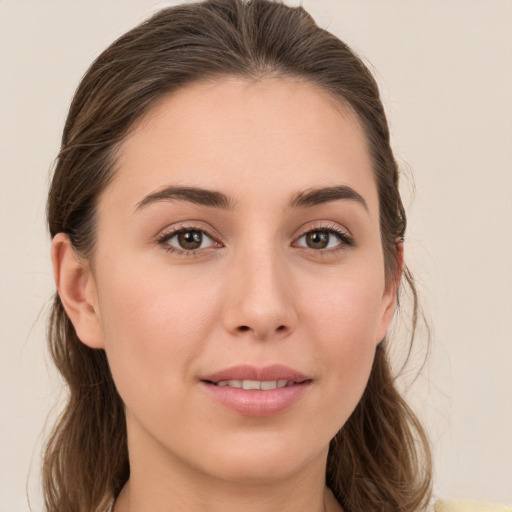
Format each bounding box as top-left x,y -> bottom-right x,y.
435,500 -> 512,512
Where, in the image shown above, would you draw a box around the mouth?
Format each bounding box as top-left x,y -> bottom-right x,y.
200,365 -> 312,417
209,379 -> 301,390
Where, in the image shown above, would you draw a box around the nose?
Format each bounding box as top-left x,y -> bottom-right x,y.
221,249 -> 298,341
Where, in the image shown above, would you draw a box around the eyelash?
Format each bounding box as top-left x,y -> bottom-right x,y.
294,223 -> 354,253
156,223 -> 354,257
156,225 -> 222,257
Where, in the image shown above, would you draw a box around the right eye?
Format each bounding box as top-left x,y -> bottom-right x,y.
158,228 -> 220,254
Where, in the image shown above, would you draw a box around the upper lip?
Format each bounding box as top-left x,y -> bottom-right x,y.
201,364 -> 310,383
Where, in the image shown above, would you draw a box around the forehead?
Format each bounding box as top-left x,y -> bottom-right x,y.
109,77 -> 378,215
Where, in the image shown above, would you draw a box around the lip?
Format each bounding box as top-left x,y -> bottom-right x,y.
200,364 -> 312,417
201,364 -> 310,383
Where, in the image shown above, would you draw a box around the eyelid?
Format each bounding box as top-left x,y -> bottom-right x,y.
291,221 -> 354,250
155,222 -> 224,255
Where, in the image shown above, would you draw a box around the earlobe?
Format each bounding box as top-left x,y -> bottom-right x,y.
376,241 -> 404,344
51,233 -> 105,349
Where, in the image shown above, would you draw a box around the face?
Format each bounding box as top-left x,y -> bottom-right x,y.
79,78 -> 397,484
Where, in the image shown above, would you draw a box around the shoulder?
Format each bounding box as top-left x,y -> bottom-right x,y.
434,499 -> 512,512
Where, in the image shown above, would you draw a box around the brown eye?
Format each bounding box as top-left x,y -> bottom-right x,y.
177,230 -> 203,250
295,227 -> 351,251
161,228 -> 218,253
305,230 -> 330,249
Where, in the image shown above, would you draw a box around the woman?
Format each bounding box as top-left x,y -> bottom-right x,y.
45,0 -> 432,511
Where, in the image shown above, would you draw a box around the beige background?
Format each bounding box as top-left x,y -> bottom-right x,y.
1,1 -> 511,510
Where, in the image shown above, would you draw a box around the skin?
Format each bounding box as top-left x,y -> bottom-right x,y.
52,77 -> 402,512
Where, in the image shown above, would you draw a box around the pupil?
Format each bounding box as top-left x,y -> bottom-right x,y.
306,231 -> 329,249
178,230 -> 202,250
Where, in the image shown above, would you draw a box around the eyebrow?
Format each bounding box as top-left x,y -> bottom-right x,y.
289,185 -> 368,211
135,185 -> 234,211
135,184 -> 368,212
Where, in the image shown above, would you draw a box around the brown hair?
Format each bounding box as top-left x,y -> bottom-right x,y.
45,1 -> 432,511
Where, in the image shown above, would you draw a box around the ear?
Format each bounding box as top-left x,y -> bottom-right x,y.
51,233 -> 105,349
375,241 -> 404,344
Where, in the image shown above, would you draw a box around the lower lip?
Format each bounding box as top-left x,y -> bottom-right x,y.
201,381 -> 311,417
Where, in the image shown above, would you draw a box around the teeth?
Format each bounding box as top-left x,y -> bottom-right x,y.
214,379 -> 294,389
242,379 -> 260,390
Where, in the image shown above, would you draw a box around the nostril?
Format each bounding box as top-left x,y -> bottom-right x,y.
234,324 -> 289,335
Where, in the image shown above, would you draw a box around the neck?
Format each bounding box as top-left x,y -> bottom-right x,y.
114,422 -> 342,512
115,478 -> 341,512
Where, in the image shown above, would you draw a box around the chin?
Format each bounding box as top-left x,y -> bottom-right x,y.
189,432 -> 328,485
206,458 -> 309,485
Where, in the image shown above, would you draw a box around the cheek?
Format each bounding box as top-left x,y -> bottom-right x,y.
299,265 -> 385,411
302,263 -> 386,348
94,258 -> 222,407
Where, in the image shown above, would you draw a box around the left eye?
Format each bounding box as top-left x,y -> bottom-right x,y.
295,229 -> 344,250
163,229 -> 216,251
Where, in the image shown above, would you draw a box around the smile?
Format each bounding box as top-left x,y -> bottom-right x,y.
200,365 -> 312,417
213,379 -> 296,389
